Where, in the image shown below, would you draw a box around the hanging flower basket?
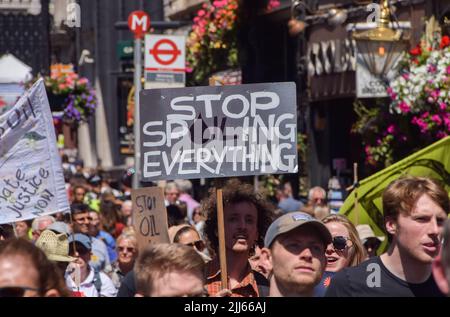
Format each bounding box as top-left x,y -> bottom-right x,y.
44,72 -> 97,124
353,25 -> 450,171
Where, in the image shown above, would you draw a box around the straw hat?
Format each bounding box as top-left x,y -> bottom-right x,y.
356,224 -> 385,244
168,224 -> 193,243
36,229 -> 76,262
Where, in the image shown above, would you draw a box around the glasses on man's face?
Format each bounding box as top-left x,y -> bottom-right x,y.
332,236 -> 351,251
185,240 -> 205,252
0,286 -> 40,297
118,246 -> 136,253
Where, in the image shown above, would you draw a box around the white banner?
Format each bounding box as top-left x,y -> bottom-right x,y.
0,78 -> 70,224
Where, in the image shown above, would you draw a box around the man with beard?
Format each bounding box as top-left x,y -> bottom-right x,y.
203,179 -> 274,297
326,176 -> 449,297
260,212 -> 330,296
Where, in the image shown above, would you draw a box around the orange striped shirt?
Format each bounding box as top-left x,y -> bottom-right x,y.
205,258 -> 260,297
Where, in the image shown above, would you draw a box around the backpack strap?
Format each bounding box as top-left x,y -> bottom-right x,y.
93,270 -> 102,296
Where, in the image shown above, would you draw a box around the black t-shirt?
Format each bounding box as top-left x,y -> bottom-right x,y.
325,256 -> 444,297
117,270 -> 135,297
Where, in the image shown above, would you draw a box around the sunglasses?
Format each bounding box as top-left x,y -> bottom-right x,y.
0,286 -> 40,297
118,246 -> 136,253
186,240 -> 205,252
332,236 -> 351,251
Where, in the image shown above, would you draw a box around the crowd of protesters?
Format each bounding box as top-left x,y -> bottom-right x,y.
0,157 -> 449,297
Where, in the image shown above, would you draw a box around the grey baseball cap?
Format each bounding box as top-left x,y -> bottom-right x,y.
68,233 -> 92,250
264,212 -> 332,248
48,221 -> 71,235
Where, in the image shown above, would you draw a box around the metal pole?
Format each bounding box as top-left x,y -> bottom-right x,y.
133,38 -> 142,189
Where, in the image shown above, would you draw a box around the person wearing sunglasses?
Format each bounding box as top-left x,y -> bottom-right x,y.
356,224 -> 385,259
322,214 -> 367,273
314,214 -> 366,296
326,176 -> 449,297
0,238 -> 70,297
170,224 -> 211,262
106,232 -> 139,289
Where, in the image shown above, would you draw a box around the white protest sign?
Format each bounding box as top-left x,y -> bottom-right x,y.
0,79 -> 70,224
139,82 -> 298,181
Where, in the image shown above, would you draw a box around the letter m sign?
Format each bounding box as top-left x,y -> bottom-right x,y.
128,11 -> 150,39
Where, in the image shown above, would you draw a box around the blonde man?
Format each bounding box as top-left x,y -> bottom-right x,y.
134,243 -> 206,297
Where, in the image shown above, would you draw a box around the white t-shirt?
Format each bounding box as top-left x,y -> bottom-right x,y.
65,268 -> 117,297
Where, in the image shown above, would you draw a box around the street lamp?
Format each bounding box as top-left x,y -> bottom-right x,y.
353,0 -> 409,83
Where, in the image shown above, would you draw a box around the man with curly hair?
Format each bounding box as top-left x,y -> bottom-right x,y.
203,178 -> 275,297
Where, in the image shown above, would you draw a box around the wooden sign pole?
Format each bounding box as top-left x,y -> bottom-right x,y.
353,162 -> 359,226
216,187 -> 228,290
209,77 -> 228,290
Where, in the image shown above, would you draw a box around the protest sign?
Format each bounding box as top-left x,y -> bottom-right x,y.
132,187 -> 170,251
0,79 -> 70,224
139,82 -> 298,182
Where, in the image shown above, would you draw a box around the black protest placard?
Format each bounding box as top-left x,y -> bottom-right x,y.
139,82 -> 298,181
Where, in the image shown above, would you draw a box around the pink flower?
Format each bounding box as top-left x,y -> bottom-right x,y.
421,111 -> 430,118
431,90 -> 440,99
186,67 -> 193,73
213,0 -> 227,8
387,124 -> 396,134
428,97 -> 434,103
444,116 -> 450,130
413,118 -> 429,133
446,65 -> 450,74
439,102 -> 447,110
58,83 -> 67,90
436,131 -> 448,138
431,115 -> 442,125
399,101 -> 411,113
402,73 -> 410,80
428,64 -> 437,73
198,9 -> 206,17
78,78 -> 88,85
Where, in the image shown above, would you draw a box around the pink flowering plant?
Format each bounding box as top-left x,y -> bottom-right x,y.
186,0 -> 280,85
354,34 -> 450,171
44,72 -> 96,123
186,0 -> 239,85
